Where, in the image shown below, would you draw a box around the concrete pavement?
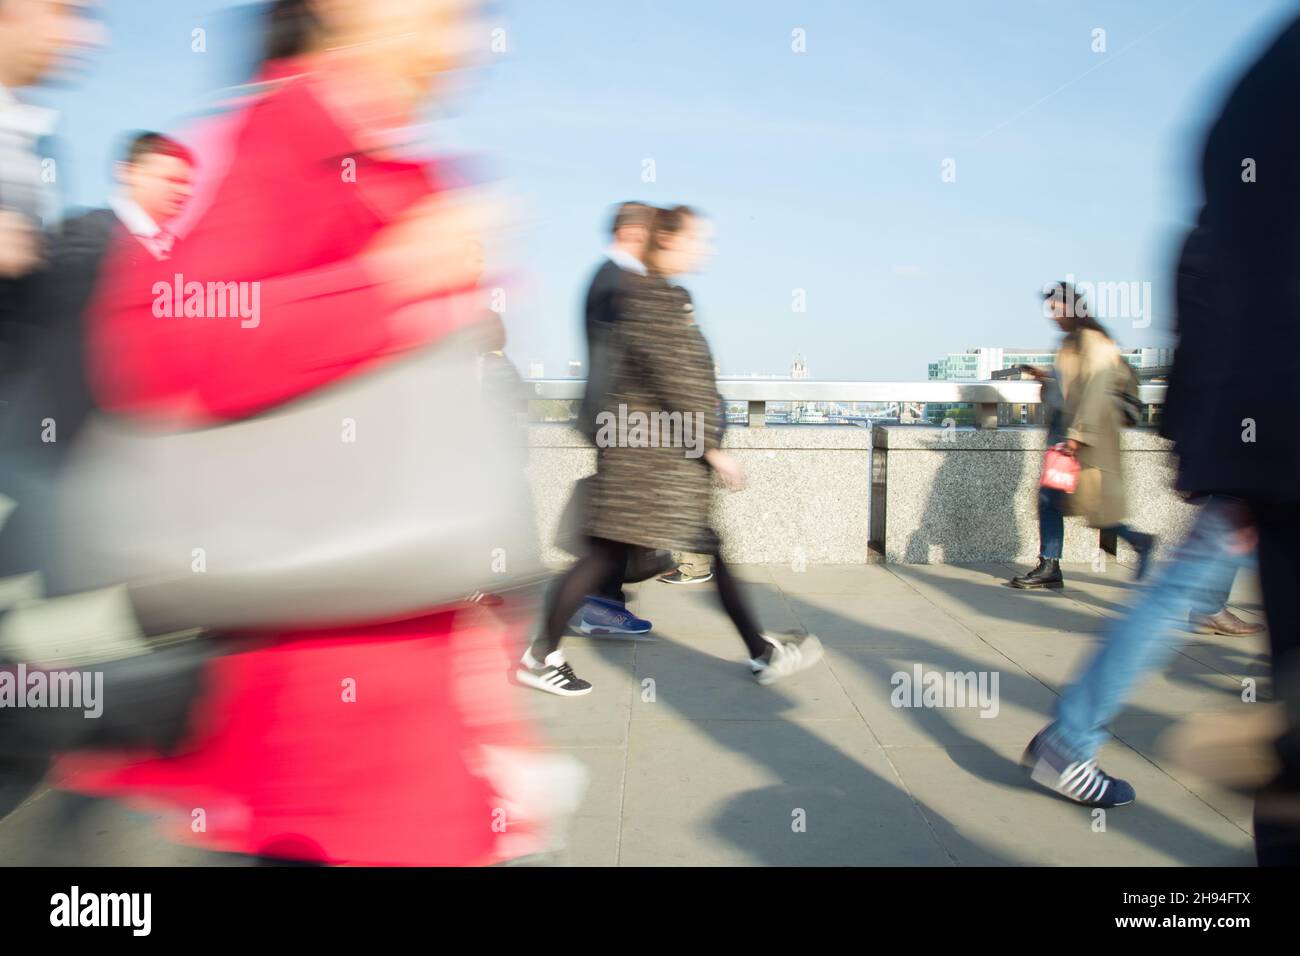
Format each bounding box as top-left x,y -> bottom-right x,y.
0,562 -> 1266,865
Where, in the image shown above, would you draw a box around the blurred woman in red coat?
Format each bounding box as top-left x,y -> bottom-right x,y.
50,0 -> 581,866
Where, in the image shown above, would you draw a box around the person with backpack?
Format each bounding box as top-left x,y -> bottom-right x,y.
1008,281 -> 1156,590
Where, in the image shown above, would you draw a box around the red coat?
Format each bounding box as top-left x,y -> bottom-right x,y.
54,66 -> 538,865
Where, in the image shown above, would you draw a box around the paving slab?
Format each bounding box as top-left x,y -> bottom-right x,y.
0,562 -> 1273,867
1107,714 -> 1257,833
824,644 -> 1061,749
887,739 -> 1254,866
618,717 -> 951,866
887,563 -> 1111,636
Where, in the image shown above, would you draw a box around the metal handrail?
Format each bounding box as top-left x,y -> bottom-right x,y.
526,379 -> 1167,404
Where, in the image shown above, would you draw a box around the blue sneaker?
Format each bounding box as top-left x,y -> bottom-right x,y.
578,597 -> 652,635
1021,729 -> 1136,808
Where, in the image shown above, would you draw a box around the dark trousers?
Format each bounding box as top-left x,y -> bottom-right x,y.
593,555 -> 627,605
537,537 -> 766,659
590,544 -> 675,604
1251,500 -> 1300,866
1037,487 -> 1145,561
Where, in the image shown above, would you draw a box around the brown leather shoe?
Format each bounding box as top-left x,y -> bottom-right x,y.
1190,608 -> 1265,635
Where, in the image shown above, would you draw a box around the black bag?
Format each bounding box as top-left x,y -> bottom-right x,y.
1115,360 -> 1144,427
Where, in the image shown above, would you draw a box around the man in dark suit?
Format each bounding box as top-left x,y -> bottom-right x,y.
0,131 -> 194,584
579,201 -> 652,439
40,131 -> 193,437
567,202 -> 661,636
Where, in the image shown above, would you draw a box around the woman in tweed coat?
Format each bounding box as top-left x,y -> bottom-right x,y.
518,206 -> 822,696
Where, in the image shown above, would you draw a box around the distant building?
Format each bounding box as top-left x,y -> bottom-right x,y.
927,354 -> 1167,427
928,347 -> 1056,381
567,359 -> 583,378
1130,347 -> 1175,371
528,361 -> 545,379
791,355 -> 809,380
928,345 -> 1172,381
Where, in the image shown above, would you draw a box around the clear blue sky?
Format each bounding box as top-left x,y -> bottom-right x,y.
32,0 -> 1300,380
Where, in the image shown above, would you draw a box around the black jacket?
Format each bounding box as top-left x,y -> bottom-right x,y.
579,257 -> 631,440
1169,14 -> 1300,502
0,270 -> 41,405
1,207 -> 119,456
1160,223 -> 1212,456
0,207 -> 121,583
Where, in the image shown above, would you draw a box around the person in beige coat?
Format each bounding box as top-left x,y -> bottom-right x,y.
517,206 -> 822,696
1010,282 -> 1155,589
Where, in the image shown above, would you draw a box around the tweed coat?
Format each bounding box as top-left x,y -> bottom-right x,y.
582,275 -> 723,554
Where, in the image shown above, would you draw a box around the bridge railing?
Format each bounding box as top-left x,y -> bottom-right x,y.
526,380 -> 1168,429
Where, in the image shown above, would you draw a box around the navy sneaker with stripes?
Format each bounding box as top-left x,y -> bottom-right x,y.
517,648 -> 593,697
577,597 -> 651,636
1022,729 -> 1135,808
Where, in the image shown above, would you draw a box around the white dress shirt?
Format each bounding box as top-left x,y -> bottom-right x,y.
108,194 -> 173,260
0,83 -> 58,225
605,246 -> 646,276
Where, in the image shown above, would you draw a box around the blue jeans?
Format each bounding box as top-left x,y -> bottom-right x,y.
1046,496 -> 1250,762
1038,488 -> 1067,560
1037,487 -> 1145,560
1201,552 -> 1237,615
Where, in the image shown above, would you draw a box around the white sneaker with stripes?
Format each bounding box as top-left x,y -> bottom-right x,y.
1022,730 -> 1136,807
516,648 -> 593,697
749,632 -> 824,685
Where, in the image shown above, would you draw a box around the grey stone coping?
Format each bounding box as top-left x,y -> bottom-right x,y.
872,425 -> 1175,452
528,423 -> 873,451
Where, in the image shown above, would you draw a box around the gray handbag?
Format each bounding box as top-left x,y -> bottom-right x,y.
50,334 -> 540,633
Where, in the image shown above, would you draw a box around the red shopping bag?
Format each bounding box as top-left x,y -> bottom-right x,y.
1040,443 -> 1080,493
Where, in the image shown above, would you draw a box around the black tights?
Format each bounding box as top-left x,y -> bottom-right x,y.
533,537 -> 767,659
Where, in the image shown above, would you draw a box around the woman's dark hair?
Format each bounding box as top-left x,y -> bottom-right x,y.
1043,280 -> 1111,339
644,205 -> 699,276
264,0 -> 321,63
